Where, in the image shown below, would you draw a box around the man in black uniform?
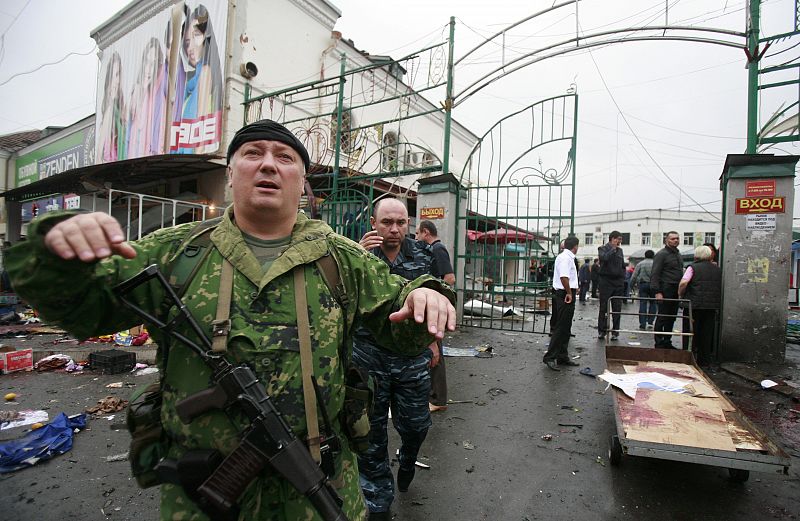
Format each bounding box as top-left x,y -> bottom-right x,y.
416,220 -> 454,412
597,231 -> 626,340
651,231 -> 683,348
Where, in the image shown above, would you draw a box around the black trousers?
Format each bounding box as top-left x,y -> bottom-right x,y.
598,278 -> 624,334
543,289 -> 575,363
683,308 -> 718,365
654,285 -> 679,347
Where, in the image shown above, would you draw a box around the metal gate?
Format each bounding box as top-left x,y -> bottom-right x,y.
455,94 -> 578,333
242,39 -> 452,239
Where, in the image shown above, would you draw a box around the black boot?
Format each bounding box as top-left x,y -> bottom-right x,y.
397,466 -> 415,492
368,512 -> 391,521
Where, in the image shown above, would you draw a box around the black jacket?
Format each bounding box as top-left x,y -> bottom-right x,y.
597,243 -> 625,280
651,246 -> 683,293
685,260 -> 721,310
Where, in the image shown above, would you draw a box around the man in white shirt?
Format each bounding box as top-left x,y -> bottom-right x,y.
543,236 -> 581,371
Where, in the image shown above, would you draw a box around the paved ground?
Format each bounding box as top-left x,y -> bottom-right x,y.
0,298 -> 798,520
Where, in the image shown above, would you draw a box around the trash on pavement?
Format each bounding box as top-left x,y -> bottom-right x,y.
462,441 -> 475,450
0,412 -> 87,473
106,382 -> 124,388
442,345 -> 493,358
579,367 -> 597,377
761,379 -> 779,389
487,387 -> 507,397
4,392 -> 17,401
558,423 -> 583,429
627,342 -> 642,346
463,299 -> 522,318
541,434 -> 553,441
86,396 -> 129,414
105,452 -> 129,462
134,367 -> 159,376
35,354 -> 73,372
1,410 -> 49,430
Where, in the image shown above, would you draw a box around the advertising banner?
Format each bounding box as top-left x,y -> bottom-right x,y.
96,1 -> 227,163
15,126 -> 95,187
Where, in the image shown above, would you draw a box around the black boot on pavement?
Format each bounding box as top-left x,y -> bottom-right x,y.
397,466 -> 416,492
369,511 -> 392,521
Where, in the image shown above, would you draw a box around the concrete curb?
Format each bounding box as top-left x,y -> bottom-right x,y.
32,344 -> 158,365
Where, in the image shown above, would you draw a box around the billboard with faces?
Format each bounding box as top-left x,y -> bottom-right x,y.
95,1 -> 228,163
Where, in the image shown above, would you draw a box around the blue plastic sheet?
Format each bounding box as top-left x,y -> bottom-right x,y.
0,412 -> 87,473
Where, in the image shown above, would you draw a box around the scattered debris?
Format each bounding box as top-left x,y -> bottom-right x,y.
462,441 -> 475,450
541,434 -> 553,441
4,392 -> 17,402
579,367 -> 597,377
1,410 -> 48,430
442,345 -> 494,358
487,387 -> 507,397
761,379 -> 778,389
86,396 -> 129,415
558,423 -> 583,429
35,354 -> 74,372
134,367 -> 159,376
105,452 -> 129,462
105,382 -> 124,389
595,456 -> 606,467
465,465 -> 475,473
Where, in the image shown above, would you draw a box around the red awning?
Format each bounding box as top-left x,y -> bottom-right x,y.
466,230 -> 483,241
478,228 -> 537,243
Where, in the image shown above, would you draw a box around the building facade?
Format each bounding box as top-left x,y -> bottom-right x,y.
1,0 -> 476,243
549,208 -> 722,262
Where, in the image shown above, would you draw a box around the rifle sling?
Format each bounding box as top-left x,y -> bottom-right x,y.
211,258 -> 234,353
294,266 -> 322,464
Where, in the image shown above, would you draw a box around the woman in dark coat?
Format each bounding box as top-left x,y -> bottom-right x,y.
678,245 -> 721,367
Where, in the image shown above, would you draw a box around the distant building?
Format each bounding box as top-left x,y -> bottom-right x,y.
549,209 -> 722,262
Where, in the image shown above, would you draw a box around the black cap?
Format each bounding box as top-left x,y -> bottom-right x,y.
226,119 -> 310,171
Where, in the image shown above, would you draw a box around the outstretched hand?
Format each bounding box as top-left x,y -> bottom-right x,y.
389,287 -> 456,339
44,212 -> 137,262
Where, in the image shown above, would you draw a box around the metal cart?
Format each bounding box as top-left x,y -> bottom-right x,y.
605,345 -> 791,482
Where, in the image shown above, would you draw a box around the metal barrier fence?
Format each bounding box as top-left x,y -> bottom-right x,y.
604,296 -> 694,350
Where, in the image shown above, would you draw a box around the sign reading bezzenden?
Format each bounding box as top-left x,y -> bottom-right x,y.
734,196 -> 785,214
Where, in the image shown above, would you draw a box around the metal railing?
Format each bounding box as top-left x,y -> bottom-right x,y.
603,295 -> 694,350
85,189 -> 212,241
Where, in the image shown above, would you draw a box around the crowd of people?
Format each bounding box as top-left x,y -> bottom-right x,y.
544,231 -> 722,372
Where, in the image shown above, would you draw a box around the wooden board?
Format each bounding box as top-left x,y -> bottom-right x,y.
618,388 -> 737,451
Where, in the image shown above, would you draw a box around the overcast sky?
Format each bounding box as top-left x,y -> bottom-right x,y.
0,0 -> 797,218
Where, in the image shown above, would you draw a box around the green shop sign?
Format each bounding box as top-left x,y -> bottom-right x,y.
16,126 -> 96,187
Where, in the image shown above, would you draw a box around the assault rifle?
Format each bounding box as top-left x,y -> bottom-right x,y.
113,264 -> 347,521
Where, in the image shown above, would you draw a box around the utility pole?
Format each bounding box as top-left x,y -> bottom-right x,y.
745,0 -> 761,153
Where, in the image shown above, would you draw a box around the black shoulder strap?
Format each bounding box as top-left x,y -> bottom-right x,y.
165,217 -> 223,298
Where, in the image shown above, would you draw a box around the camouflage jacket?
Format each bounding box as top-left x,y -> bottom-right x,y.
6,208 -> 453,521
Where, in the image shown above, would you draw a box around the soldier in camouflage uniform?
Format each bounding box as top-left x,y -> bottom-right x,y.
354,199 -> 440,520
5,120 -> 456,521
